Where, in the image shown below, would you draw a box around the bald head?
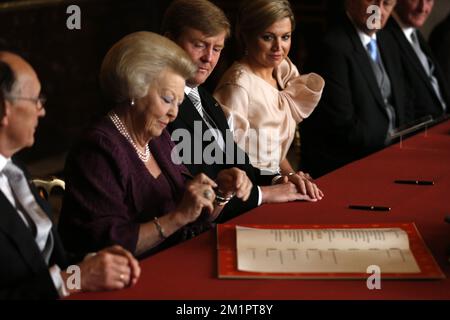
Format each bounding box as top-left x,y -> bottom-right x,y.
0,51 -> 40,98
0,51 -> 45,157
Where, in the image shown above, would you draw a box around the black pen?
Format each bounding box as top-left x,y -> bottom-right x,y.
181,171 -> 195,180
348,205 -> 391,211
182,171 -> 221,193
394,180 -> 434,185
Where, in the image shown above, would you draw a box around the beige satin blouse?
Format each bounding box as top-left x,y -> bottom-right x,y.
214,57 -> 324,172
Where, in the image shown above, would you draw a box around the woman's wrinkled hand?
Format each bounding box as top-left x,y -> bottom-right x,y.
274,171 -> 324,201
176,173 -> 217,223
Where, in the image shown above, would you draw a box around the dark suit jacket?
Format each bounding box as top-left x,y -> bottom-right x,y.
300,15 -> 411,178
429,14 -> 450,94
168,86 -> 273,221
384,17 -> 449,120
0,161 -> 68,299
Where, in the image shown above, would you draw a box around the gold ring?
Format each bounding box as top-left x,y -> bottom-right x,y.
119,274 -> 125,281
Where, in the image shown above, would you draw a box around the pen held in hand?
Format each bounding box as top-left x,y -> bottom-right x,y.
348,205 -> 391,211
182,171 -> 219,191
394,180 -> 434,185
181,171 -> 195,180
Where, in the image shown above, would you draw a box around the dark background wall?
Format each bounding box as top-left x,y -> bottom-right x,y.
0,0 -> 172,166
0,0 -> 447,174
0,0 -> 342,169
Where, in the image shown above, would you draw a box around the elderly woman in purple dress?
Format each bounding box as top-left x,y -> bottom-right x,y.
59,32 -> 252,259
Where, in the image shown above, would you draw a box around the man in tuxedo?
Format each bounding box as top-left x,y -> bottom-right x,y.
300,0 -> 411,178
0,51 -> 140,299
162,0 -> 322,221
384,0 -> 449,120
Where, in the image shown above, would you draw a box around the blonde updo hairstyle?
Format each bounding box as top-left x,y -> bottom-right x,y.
100,31 -> 196,105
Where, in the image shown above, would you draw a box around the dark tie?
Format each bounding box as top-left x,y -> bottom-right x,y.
2,161 -> 54,264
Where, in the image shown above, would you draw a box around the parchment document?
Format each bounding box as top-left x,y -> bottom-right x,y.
236,226 -> 420,273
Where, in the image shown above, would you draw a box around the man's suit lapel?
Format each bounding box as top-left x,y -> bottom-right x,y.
0,193 -> 48,274
179,88 -> 229,153
179,94 -> 203,133
344,17 -> 386,112
198,87 -> 230,136
417,31 -> 450,104
389,19 -> 437,96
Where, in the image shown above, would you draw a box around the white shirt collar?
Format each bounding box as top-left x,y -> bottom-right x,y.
184,85 -> 196,96
0,153 -> 10,172
357,28 -> 377,48
393,12 -> 416,45
346,11 -> 377,48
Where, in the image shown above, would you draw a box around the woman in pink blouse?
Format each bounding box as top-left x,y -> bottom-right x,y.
214,0 -> 324,200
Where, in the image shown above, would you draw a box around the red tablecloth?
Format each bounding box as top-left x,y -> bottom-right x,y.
72,120 -> 450,300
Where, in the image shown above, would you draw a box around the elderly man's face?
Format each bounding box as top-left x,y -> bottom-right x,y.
395,0 -> 434,28
347,0 -> 397,35
0,53 -> 45,154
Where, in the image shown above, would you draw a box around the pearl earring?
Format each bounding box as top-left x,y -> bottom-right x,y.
130,99 -> 135,107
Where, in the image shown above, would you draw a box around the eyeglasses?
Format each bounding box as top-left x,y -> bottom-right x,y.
6,94 -> 46,110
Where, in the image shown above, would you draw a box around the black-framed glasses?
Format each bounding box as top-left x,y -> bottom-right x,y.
6,93 -> 46,110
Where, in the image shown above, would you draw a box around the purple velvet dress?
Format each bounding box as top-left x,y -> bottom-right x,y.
58,117 -> 210,258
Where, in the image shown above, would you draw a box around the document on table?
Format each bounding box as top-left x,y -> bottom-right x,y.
236,226 -> 421,273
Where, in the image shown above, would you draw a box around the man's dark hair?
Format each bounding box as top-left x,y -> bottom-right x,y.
0,59 -> 15,96
161,0 -> 230,39
0,60 -> 13,118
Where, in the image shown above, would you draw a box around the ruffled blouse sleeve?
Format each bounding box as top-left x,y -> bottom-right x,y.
277,57 -> 325,123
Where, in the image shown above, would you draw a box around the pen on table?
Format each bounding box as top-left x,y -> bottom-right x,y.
394,180 -> 434,185
348,205 -> 391,211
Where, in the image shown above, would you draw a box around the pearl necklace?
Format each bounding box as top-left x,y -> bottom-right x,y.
108,111 -> 151,162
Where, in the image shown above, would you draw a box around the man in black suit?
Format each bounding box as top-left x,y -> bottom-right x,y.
384,0 -> 449,120
162,0 -> 322,221
429,13 -> 450,94
300,0 -> 411,178
0,51 -> 140,299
